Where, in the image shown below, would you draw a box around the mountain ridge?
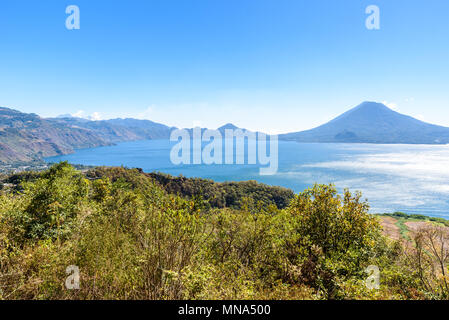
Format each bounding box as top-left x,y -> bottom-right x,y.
280,101 -> 449,144
2,101 -> 449,164
0,107 -> 173,163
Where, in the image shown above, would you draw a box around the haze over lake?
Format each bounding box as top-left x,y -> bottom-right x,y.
46,140 -> 449,218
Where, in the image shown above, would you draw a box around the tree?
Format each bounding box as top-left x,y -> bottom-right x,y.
409,225 -> 449,298
286,184 -> 381,298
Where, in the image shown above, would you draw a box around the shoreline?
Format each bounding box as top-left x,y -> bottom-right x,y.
2,160 -> 448,222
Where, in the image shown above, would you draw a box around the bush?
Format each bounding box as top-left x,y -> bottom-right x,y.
0,163 -> 445,300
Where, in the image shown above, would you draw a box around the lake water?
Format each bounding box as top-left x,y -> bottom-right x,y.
45,140 -> 449,218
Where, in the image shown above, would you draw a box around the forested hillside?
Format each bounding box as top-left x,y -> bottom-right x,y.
1,163 -> 448,300
85,168 -> 294,210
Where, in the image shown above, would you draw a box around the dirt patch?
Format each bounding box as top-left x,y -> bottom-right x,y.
378,216 -> 401,241
405,221 -> 449,246
404,221 -> 432,234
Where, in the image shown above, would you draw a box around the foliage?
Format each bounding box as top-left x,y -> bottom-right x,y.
145,171 -> 294,210
0,163 -> 447,300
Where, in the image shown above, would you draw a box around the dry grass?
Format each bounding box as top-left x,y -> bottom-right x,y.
378,216 -> 401,241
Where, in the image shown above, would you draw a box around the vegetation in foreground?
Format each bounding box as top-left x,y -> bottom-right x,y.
0,162 -> 448,300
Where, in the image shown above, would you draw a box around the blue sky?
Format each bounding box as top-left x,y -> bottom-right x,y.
0,0 -> 448,133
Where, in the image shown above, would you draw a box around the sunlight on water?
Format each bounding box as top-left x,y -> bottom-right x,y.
46,141 -> 449,218
298,144 -> 449,216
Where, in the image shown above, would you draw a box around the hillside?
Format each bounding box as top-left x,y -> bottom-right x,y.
1,163 -> 448,300
0,107 -> 173,163
51,117 -> 174,142
4,101 -> 449,164
183,123 -> 254,137
0,107 -> 111,163
280,101 -> 449,144
104,118 -> 174,140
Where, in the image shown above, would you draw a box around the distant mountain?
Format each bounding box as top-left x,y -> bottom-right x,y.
56,114 -> 73,118
183,123 -> 256,137
218,123 -> 239,131
0,107 -> 111,163
0,107 -> 174,163
4,101 -> 449,164
104,118 -> 174,140
280,102 -> 449,144
49,117 -> 174,142
216,123 -> 260,136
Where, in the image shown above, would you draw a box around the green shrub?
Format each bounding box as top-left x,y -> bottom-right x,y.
0,163 -> 446,300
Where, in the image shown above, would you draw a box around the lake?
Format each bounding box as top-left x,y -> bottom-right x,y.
45,140 -> 449,218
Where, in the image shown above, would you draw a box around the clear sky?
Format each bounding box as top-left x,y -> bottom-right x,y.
0,0 -> 448,133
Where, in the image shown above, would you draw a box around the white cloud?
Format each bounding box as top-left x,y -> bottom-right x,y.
88,112 -> 102,121
71,110 -> 102,121
137,105 -> 155,120
192,120 -> 202,127
72,110 -> 85,118
414,114 -> 426,121
382,101 -> 399,111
